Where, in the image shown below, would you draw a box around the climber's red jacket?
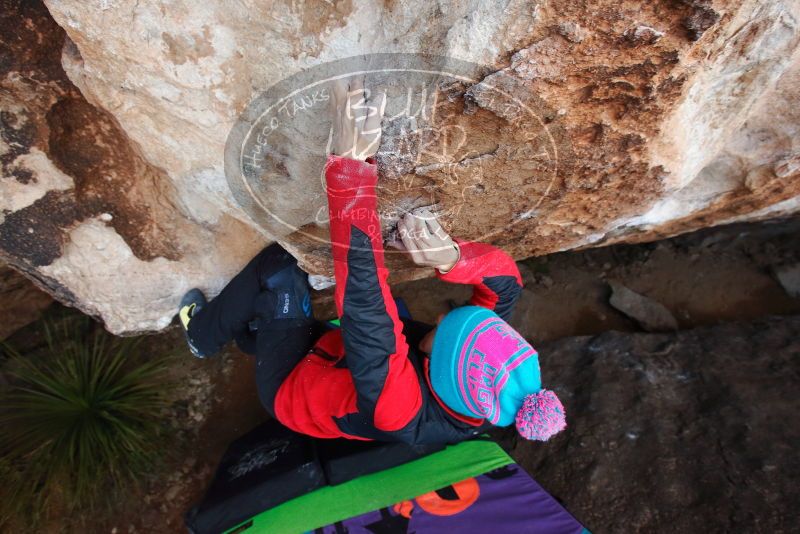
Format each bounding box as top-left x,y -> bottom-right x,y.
273,156 -> 523,443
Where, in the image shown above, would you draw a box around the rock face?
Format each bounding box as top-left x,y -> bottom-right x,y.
1,0 -> 799,333
608,280 -> 679,332
0,1 -> 264,333
499,316 -> 800,531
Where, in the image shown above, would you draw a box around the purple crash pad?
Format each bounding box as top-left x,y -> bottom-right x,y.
315,463 -> 587,533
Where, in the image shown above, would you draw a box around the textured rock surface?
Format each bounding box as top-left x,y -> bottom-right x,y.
608,280 -> 679,332
0,1 -> 264,333
497,316 -> 800,532
1,0 -> 799,333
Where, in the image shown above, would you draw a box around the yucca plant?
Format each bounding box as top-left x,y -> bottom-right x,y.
0,317 -> 175,524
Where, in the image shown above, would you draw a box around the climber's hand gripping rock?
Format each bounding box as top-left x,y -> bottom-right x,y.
396,209 -> 460,272
328,76 -> 386,161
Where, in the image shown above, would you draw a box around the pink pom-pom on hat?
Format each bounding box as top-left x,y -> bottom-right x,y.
515,389 -> 566,441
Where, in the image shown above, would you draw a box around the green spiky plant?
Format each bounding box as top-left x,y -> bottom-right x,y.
0,317 -> 175,525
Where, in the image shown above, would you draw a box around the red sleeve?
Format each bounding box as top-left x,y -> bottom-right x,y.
436,239 -> 523,321
325,155 -> 422,432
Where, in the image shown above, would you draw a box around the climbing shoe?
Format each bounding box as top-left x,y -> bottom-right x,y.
178,288 -> 208,358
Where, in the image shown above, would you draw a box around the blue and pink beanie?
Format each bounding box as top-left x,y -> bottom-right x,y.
429,306 -> 566,441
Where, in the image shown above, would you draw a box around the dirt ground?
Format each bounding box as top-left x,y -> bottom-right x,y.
3,217 -> 799,532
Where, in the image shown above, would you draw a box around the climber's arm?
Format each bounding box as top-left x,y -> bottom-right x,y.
325,79 -> 421,433
326,156 -> 422,432
397,211 -> 523,322
437,240 -> 523,321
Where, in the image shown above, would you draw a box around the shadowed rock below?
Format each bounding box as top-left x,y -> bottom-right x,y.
773,263 -> 800,298
608,280 -> 679,332
496,316 -> 800,532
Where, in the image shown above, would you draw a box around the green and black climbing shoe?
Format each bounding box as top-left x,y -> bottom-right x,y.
178,288 -> 208,358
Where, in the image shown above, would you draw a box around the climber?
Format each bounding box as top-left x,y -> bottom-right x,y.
176,78 -> 566,444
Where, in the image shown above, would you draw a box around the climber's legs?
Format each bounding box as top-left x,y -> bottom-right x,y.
184,244 -> 307,358
233,329 -> 258,356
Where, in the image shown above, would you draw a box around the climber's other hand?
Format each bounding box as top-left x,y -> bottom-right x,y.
329,76 -> 386,161
397,210 -> 460,272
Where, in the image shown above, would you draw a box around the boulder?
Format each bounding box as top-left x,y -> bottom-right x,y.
608,280 -> 679,332
773,263 -> 800,298
1,0 -> 800,333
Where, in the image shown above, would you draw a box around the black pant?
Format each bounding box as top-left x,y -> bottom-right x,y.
187,245 -> 320,416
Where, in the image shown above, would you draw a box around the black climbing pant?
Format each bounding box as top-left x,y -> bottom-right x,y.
187,244 -> 320,416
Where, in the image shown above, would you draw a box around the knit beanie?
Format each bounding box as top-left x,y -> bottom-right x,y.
429,306 -> 566,441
